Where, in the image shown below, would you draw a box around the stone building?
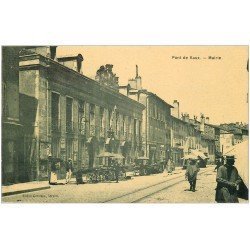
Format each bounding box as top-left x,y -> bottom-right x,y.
120,67 -> 173,164
219,123 -> 248,154
2,47 -> 23,184
18,46 -> 144,181
219,130 -> 234,154
139,91 -> 173,164
171,113 -> 201,166
190,114 -> 217,162
220,123 -> 249,144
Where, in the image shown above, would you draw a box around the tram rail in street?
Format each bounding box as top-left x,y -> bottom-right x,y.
104,168 -> 212,203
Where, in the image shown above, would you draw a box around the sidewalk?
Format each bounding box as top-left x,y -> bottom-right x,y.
2,168 -> 185,200
2,181 -> 51,197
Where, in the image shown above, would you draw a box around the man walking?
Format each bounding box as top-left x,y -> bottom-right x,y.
215,155 -> 241,203
185,159 -> 199,192
65,158 -> 73,184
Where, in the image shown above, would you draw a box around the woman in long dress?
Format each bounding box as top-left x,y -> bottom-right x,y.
48,157 -> 58,185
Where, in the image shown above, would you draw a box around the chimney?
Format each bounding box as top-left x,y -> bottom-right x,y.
135,65 -> 142,90
50,46 -> 57,60
200,113 -> 205,132
182,113 -> 190,123
57,53 -> 84,73
205,116 -> 209,124
172,100 -> 180,118
23,46 -> 57,59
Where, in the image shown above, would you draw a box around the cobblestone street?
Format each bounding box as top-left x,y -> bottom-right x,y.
3,166 -> 246,203
139,166 -> 218,203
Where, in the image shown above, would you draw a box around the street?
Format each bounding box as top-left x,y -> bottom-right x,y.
2,166 -> 247,203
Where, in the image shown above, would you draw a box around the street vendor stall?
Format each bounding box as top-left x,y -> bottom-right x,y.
96,152 -> 126,182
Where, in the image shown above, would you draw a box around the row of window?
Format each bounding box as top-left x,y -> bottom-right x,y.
149,103 -> 171,122
51,92 -> 142,139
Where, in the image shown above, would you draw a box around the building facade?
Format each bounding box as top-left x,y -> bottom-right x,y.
2,47 -> 23,184
139,91 -> 172,164
171,113 -> 201,166
120,67 -> 173,164
18,47 -> 144,181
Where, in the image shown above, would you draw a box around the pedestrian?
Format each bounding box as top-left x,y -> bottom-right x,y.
113,160 -> 120,183
170,158 -> 175,172
47,154 -> 52,183
65,158 -> 73,184
167,158 -> 172,174
49,156 -> 58,185
185,159 -> 199,192
215,155 -> 242,203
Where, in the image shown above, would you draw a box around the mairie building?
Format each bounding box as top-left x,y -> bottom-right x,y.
3,46 -> 144,183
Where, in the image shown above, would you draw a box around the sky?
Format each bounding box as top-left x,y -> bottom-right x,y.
57,46 -> 248,125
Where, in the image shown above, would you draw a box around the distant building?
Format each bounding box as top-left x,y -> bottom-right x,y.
189,114 -> 217,163
219,129 -> 234,154
219,123 -> 248,154
171,112 -> 202,166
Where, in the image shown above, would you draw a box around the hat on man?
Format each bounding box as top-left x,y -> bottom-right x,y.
225,155 -> 236,160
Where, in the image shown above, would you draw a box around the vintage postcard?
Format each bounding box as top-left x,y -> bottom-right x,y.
1,46 -> 249,203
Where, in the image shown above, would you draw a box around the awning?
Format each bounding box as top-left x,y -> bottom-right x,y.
182,153 -> 198,160
190,150 -> 208,160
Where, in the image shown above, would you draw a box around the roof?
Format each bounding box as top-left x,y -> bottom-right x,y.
19,52 -> 145,112
205,123 -> 221,129
201,134 -> 216,141
147,91 -> 174,108
57,54 -> 83,62
171,115 -> 196,126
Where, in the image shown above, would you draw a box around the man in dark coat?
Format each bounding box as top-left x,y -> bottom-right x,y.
215,155 -> 241,203
113,160 -> 120,183
185,159 -> 199,192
